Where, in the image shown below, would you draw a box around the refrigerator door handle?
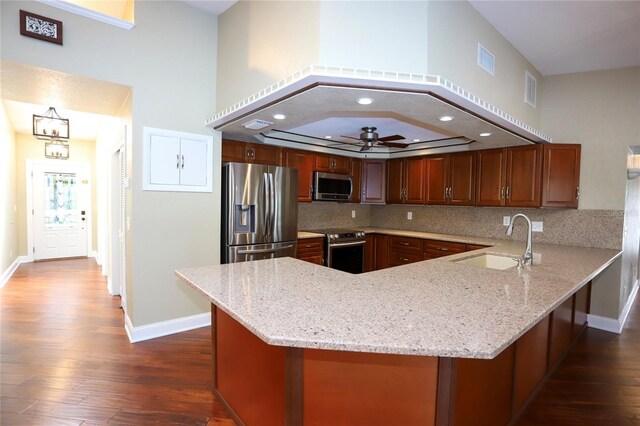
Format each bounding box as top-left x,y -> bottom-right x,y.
237,245 -> 295,255
268,172 -> 275,240
263,172 -> 271,239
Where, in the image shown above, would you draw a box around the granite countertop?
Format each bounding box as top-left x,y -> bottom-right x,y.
177,231 -> 620,359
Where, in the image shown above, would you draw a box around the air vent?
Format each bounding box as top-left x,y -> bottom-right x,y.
525,71 -> 537,108
242,119 -> 272,130
477,43 -> 495,76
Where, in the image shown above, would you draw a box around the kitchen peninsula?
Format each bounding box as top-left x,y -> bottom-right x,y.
176,232 -> 620,426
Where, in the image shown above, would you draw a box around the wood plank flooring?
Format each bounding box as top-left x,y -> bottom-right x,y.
515,294 -> 640,425
2,258 -> 639,425
1,258 -> 234,425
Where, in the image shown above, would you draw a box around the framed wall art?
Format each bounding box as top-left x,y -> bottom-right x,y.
20,10 -> 63,45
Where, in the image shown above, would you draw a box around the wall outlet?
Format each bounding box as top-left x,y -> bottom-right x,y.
351,210 -> 356,218
407,211 -> 413,220
532,221 -> 544,232
503,216 -> 511,226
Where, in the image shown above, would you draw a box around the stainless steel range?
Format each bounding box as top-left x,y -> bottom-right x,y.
307,228 -> 366,274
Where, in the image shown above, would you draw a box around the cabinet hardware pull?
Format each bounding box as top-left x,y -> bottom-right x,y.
576,187 -> 580,200
400,242 -> 409,246
500,187 -> 505,199
176,154 -> 180,169
181,155 -> 185,169
401,258 -> 409,261
437,247 -> 449,251
506,186 -> 510,200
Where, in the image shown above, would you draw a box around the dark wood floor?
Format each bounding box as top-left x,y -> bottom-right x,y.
516,290 -> 640,425
2,258 -> 639,425
0,258 -> 234,425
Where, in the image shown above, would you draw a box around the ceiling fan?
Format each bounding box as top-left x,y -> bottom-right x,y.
339,126 -> 409,151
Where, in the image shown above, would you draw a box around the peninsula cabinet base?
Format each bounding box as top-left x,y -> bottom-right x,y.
211,284 -> 590,426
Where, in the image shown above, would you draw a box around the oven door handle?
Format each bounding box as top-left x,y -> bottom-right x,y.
329,240 -> 366,248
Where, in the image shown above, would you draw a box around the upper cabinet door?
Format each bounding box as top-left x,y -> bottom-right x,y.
179,138 -> 208,186
361,159 -> 386,204
221,139 -> 247,163
425,155 -> 448,205
284,149 -> 315,202
476,149 -> 507,207
251,144 -> 282,165
315,154 -> 350,174
386,158 -> 404,204
448,152 -> 475,206
221,139 -> 281,165
506,145 -> 542,207
541,144 -> 581,208
404,157 -> 427,204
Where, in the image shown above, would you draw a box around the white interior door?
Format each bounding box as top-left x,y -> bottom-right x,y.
32,163 -> 90,260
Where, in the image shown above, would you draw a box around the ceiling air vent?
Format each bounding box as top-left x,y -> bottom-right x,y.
525,71 -> 537,108
477,43 -> 495,76
242,119 -> 273,130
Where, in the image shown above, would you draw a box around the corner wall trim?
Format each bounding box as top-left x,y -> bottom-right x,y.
1,256 -> 30,288
588,282 -> 639,334
125,311 -> 211,343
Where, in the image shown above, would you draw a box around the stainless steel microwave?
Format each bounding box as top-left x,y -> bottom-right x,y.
313,172 -> 352,201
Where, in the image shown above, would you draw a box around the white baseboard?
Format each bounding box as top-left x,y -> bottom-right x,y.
89,250 -> 98,259
588,281 -> 639,334
125,311 -> 211,343
1,256 -> 30,288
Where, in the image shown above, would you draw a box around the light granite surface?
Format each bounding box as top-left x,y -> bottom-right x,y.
297,231 -> 325,239
177,233 -> 620,359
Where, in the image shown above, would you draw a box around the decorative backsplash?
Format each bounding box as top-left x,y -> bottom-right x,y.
298,202 -> 623,250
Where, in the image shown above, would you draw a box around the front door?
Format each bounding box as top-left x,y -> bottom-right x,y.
32,163 -> 90,260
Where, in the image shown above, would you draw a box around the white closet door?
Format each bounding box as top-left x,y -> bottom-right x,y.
179,138 -> 208,186
149,134 -> 180,185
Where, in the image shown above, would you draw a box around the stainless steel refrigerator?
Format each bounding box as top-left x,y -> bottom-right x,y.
222,162 -> 298,263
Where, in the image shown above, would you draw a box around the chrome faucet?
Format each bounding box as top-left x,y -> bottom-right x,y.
506,213 -> 533,266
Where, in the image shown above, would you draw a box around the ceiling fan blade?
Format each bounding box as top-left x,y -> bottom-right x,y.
377,134 -> 405,142
379,141 -> 410,148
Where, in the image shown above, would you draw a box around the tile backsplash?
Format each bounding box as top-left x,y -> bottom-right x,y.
298,202 -> 623,250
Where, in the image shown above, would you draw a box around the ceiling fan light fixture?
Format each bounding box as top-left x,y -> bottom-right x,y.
479,132 -> 492,137
439,115 -> 453,122
356,97 -> 373,105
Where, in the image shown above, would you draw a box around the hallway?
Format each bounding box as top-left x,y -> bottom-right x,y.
0,258 -> 233,425
2,258 -> 640,425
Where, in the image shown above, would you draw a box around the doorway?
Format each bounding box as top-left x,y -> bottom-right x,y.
27,160 -> 92,261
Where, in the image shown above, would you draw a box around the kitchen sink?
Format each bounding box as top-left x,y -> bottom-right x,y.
455,253 -> 519,270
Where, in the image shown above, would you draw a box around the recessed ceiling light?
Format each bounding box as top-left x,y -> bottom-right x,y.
324,135 -> 332,139
479,132 -> 492,137
357,97 -> 373,105
439,115 -> 453,122
273,113 -> 286,120
412,138 -> 421,142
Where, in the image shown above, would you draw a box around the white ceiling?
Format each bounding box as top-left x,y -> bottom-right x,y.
469,0 -> 640,76
181,0 -> 236,16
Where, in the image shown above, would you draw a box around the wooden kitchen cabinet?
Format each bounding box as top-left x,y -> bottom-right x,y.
315,153 -> 350,174
573,281 -> 591,339
222,139 -> 281,165
283,148 -> 315,202
387,157 -> 426,205
349,158 -> 362,203
541,144 -> 581,208
548,297 -> 574,369
364,234 -> 376,272
296,238 -> 324,265
425,152 -> 475,206
465,243 -> 489,252
423,239 -> 465,260
361,159 -> 386,204
476,145 -> 542,207
388,236 -> 423,267
374,234 -> 389,270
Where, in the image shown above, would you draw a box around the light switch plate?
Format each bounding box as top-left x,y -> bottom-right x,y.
407,211 -> 413,220
532,221 -> 543,232
503,216 -> 510,226
351,210 -> 356,218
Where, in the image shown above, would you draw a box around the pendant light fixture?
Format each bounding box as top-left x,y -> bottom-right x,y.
33,107 -> 69,140
33,106 -> 70,159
